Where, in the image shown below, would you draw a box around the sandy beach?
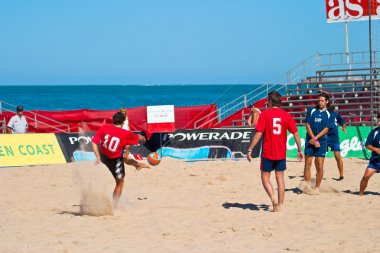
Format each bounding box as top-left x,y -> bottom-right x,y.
0,157 -> 379,253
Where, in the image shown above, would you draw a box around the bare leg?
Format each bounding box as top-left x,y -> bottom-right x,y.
333,151 -> 344,179
113,177 -> 125,207
275,170 -> 285,210
303,156 -> 313,193
314,157 -> 325,192
124,158 -> 150,170
261,171 -> 279,212
359,168 -> 377,196
123,147 -> 149,170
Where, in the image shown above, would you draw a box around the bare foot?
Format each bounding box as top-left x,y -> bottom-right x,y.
298,181 -> 313,194
302,186 -> 320,195
135,163 -> 151,170
310,188 -> 320,195
272,201 -> 280,212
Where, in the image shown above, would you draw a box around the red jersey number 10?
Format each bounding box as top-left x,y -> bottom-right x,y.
273,118 -> 282,135
103,134 -> 121,152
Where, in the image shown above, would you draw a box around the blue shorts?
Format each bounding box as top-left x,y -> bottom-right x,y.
261,157 -> 286,172
327,142 -> 341,152
368,161 -> 380,172
304,141 -> 327,157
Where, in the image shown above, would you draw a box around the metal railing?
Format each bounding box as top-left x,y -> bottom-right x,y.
194,83 -> 287,129
0,100 -> 71,133
286,52 -> 321,83
194,50 -> 379,129
317,51 -> 379,68
194,52 -> 321,129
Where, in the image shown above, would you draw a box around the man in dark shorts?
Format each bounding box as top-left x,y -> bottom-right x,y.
247,91 -> 303,212
359,112 -> 380,196
92,112 -> 148,207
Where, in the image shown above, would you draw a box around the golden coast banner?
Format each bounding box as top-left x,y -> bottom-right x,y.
0,134 -> 66,167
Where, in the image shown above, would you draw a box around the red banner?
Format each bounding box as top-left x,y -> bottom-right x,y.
326,0 -> 380,23
0,104 -> 218,133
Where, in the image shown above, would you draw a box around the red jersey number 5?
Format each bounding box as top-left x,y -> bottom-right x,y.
273,118 -> 281,135
103,134 -> 121,152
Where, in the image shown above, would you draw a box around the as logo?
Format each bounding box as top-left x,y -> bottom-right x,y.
315,118 -> 322,123
326,0 -> 380,22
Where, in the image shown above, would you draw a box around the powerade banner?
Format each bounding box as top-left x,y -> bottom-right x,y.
55,128 -> 260,161
0,134 -> 66,167
161,128 -> 259,159
53,126 -> 372,163
287,126 -> 371,159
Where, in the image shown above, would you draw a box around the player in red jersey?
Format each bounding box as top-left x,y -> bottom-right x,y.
92,112 -> 148,207
247,91 -> 303,212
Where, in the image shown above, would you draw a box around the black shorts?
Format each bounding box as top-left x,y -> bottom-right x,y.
100,152 -> 125,180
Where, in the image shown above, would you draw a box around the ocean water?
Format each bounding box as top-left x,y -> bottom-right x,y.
0,84 -> 259,111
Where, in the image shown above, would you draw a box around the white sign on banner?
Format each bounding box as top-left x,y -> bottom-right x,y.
147,105 -> 175,124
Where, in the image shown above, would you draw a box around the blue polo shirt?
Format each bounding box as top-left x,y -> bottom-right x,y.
366,127 -> 380,164
305,107 -> 335,143
327,111 -> 346,144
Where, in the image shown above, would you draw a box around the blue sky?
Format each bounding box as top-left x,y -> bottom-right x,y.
0,0 -> 375,85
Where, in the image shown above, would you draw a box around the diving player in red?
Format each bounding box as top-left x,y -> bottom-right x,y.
247,91 -> 303,212
92,112 -> 148,207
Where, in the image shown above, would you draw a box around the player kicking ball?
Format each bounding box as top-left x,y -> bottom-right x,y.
92,112 -> 149,207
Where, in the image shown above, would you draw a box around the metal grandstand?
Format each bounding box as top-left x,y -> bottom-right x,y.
194,51 -> 380,129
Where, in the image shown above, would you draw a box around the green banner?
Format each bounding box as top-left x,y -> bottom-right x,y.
286,126 -> 372,159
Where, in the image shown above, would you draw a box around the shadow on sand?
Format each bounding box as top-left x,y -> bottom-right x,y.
222,202 -> 270,211
342,190 -> 380,196
332,177 -> 344,182
288,175 -> 304,180
57,210 -> 82,216
285,187 -> 303,194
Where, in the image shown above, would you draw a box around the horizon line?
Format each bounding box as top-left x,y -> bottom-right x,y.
0,83 -> 264,86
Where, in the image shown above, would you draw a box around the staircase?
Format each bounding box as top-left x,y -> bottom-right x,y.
194,51 -> 380,128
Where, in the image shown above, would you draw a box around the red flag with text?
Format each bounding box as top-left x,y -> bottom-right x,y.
326,0 -> 380,23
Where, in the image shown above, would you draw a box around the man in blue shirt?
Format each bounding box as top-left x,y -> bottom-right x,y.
303,93 -> 335,194
327,110 -> 347,180
359,112 -> 380,196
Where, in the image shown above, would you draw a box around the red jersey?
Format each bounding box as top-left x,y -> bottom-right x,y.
255,107 -> 298,160
92,125 -> 139,159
